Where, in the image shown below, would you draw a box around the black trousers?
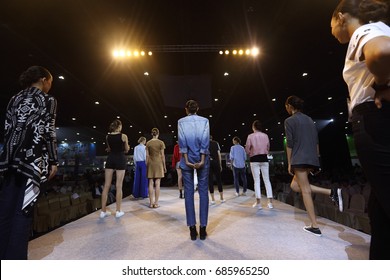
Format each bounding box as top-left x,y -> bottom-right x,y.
0,170 -> 31,259
352,101 -> 390,260
208,160 -> 223,193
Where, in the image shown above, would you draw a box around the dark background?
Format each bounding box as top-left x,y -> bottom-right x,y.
0,0 -> 353,171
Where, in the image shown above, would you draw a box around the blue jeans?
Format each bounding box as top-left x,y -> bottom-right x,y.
352,101 -> 390,260
233,167 -> 247,193
0,170 -> 32,259
182,166 -> 209,227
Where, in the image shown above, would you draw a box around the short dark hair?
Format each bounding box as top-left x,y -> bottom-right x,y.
285,95 -> 304,111
19,66 -> 52,89
185,100 -> 199,114
233,136 -> 241,144
252,120 -> 262,132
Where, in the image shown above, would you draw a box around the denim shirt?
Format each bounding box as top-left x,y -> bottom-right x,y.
178,114 -> 210,171
229,144 -> 247,168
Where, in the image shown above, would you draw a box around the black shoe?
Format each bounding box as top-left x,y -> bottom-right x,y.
179,192 -> 183,199
303,226 -> 322,237
189,226 -> 198,240
330,187 -> 343,212
199,226 -> 207,240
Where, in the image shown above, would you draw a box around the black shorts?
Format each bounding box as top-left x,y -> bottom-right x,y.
105,153 -> 127,170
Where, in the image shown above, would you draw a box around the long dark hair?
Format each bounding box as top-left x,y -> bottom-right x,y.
19,66 -> 52,89
333,0 -> 390,24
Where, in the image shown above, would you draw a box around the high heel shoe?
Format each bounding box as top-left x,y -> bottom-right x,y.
199,226 -> 207,240
189,225 -> 198,241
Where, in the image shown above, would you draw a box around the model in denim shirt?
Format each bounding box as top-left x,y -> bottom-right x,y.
178,100 -> 210,240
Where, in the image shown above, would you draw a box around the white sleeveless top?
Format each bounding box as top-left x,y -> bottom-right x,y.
343,21 -> 390,116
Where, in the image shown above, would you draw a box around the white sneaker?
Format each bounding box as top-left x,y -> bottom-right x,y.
100,211 -> 111,218
221,199 -> 226,203
235,192 -> 239,197
252,202 -> 262,210
268,203 -> 274,209
115,211 -> 125,218
210,200 -> 216,205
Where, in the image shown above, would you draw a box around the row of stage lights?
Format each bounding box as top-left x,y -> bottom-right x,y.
112,47 -> 260,58
219,47 -> 259,57
112,49 -> 153,58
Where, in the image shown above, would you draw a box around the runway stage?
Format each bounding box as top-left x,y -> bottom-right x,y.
28,186 -> 370,260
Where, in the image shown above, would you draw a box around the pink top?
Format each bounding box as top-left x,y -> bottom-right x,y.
245,131 -> 270,157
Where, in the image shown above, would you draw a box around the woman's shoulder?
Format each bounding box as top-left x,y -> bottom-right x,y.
121,133 -> 128,139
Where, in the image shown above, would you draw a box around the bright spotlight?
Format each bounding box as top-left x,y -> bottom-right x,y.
232,50 -> 237,55
219,50 -> 223,55
245,49 -> 251,55
239,49 -> 244,55
225,50 -> 229,55
148,51 -> 153,56
251,47 -> 259,56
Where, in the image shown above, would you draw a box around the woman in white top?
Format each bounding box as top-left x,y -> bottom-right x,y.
331,0 -> 390,259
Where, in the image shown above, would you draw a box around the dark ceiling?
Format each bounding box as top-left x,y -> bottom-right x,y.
0,0 -> 350,155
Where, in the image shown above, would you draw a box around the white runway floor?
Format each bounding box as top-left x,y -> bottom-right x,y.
27,186 -> 370,260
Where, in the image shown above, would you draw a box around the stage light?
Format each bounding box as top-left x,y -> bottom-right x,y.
251,47 -> 259,56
